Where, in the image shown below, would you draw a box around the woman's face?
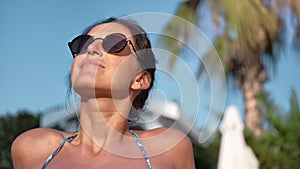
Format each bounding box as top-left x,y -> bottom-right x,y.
71,22 -> 142,99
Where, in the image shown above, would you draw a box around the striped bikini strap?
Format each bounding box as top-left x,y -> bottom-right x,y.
41,131 -> 152,169
129,130 -> 152,169
41,133 -> 78,169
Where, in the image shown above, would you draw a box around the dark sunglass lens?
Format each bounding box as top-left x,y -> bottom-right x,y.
70,35 -> 93,55
103,33 -> 127,53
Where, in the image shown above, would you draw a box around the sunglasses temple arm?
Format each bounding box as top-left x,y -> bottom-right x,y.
128,41 -> 145,69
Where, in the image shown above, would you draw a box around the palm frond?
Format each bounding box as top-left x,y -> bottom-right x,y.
158,0 -> 201,70
291,0 -> 300,40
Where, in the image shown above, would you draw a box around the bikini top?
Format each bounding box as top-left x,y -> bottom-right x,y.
41,130 -> 152,169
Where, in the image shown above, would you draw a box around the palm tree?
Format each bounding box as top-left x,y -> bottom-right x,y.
161,0 -> 300,136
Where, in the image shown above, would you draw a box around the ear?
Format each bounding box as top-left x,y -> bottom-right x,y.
131,71 -> 152,90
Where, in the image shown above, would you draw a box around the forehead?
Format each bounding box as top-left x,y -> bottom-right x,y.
88,22 -> 132,38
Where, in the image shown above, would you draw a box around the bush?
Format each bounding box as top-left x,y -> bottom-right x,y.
0,110 -> 40,169
245,89 -> 300,169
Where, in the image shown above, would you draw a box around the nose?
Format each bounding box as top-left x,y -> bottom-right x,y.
87,40 -> 103,57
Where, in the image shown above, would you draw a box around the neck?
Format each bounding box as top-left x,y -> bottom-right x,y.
76,97 -> 133,152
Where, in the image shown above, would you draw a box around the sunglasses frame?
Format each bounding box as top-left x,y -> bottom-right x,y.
68,33 -> 144,68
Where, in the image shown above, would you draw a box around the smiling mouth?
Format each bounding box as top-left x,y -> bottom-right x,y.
81,60 -> 105,68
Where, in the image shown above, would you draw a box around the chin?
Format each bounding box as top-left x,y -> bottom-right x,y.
74,87 -> 97,98
72,80 -> 96,95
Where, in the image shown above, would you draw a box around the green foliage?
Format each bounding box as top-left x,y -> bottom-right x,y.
193,133 -> 221,169
192,89 -> 300,169
245,89 -> 300,169
0,110 -> 40,169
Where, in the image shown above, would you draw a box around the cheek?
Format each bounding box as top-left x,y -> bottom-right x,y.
110,57 -> 140,90
70,59 -> 78,84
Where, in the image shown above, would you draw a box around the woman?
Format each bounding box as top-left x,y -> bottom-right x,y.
11,17 -> 195,169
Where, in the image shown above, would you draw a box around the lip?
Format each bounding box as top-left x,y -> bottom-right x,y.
80,59 -> 105,68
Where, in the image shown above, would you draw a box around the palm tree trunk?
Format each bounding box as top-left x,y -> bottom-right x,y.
242,67 -> 264,136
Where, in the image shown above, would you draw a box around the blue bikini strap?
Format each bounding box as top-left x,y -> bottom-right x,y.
41,133 -> 78,169
129,130 -> 152,169
41,131 -> 152,169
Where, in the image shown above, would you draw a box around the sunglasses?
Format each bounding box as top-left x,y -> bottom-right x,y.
68,33 -> 138,58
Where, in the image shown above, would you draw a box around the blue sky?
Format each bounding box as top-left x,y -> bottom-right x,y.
0,0 -> 299,118
0,0 -> 182,114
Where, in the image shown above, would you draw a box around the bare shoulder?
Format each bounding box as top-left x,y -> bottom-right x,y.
142,127 -> 191,143
11,128 -> 66,168
135,127 -> 192,151
141,127 -> 195,169
151,127 -> 193,151
161,128 -> 195,169
12,128 -> 65,150
139,127 -> 183,136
